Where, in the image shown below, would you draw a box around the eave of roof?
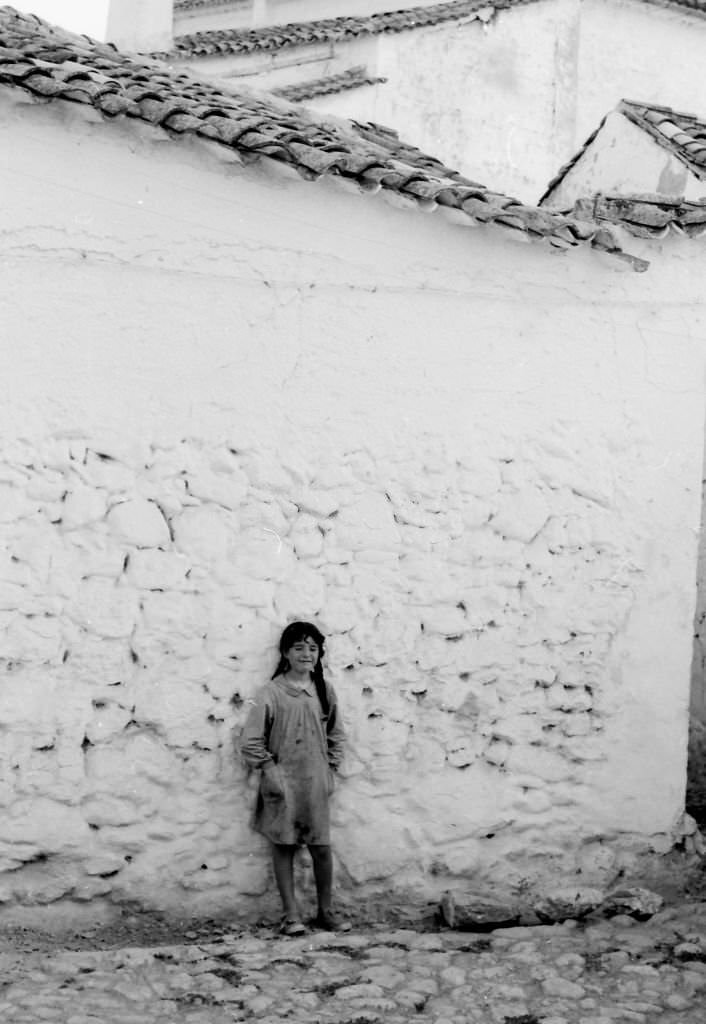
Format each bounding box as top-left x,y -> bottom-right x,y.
272,66 -> 387,102
0,6 -> 644,269
161,0 -> 538,60
572,193 -> 706,238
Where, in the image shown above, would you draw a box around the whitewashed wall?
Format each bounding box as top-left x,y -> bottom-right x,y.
0,87 -> 704,920
577,0 -> 706,147
11,0 -> 173,50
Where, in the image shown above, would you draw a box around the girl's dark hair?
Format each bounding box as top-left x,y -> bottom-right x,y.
272,621 -> 331,721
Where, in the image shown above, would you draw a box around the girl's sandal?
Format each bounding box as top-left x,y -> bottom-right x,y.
280,916 -> 306,937
311,909 -> 351,932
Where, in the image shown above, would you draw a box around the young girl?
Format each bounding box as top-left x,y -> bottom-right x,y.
240,621 -> 345,935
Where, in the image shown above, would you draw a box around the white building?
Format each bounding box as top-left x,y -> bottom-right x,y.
0,8 -> 704,922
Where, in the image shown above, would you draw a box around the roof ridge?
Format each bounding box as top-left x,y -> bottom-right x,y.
162,0 -> 539,59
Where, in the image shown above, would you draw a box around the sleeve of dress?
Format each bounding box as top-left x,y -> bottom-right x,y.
326,684 -> 345,771
239,689 -> 275,771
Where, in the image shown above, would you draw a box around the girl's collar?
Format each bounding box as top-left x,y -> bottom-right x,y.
276,675 -> 315,697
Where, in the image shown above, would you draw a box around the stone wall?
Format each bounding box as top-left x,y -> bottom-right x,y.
0,90 -> 704,918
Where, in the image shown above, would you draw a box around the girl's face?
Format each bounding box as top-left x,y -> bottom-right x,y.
285,637 -> 320,677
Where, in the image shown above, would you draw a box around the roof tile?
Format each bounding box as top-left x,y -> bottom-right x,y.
272,66 -> 387,103
573,193 -> 706,238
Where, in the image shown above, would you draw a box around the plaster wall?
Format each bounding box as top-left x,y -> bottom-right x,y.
10,0 -> 112,40
11,0 -> 173,50
0,87 -> 704,918
541,111 -> 706,210
106,0 -> 174,52
577,0 -> 706,148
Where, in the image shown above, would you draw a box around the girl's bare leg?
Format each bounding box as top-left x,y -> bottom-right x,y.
271,843 -> 299,919
308,844 -> 332,914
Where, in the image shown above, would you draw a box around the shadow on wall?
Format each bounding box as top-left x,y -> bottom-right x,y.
688,442 -> 706,827
687,720 -> 706,827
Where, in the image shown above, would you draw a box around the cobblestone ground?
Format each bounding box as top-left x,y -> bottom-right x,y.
1,899 -> 705,1024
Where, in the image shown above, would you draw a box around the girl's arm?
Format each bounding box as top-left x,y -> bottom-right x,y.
239,691 -> 275,770
326,686 -> 345,771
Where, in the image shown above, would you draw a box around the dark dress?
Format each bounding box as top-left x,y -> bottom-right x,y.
240,676 -> 344,846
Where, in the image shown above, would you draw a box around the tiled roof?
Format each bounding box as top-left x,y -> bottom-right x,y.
163,0 -> 537,59
643,0 -> 706,15
0,7 -> 642,267
272,66 -> 387,102
572,194 -> 706,238
175,0 -> 239,9
165,0 -> 706,58
620,99 -> 706,180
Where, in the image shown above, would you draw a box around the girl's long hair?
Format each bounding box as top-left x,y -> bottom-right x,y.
272,621 -> 331,721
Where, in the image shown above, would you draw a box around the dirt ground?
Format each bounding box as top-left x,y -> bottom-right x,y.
1,852 -> 704,956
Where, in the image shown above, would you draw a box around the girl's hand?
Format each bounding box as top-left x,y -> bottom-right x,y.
262,762 -> 285,799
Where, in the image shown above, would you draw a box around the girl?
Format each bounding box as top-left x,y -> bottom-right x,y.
240,621 -> 345,935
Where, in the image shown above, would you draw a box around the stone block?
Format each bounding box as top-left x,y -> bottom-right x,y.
512,788 -> 552,814
85,702 -> 132,743
67,578 -> 139,638
172,505 -> 236,565
290,514 -> 324,558
84,854 -> 126,876
231,526 -> 294,581
126,548 -> 190,589
139,590 -> 210,654
108,498 -> 170,547
184,467 -> 248,509
58,484 -> 109,530
439,891 -> 521,930
242,454 -> 292,493
416,605 -> 467,637
333,493 -> 401,552
273,562 -> 325,620
0,482 -> 39,522
600,887 -> 664,920
4,798 -> 89,850
82,795 -> 142,828
4,614 -> 64,662
132,677 -> 215,748
491,486 -> 550,543
534,887 -> 605,922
